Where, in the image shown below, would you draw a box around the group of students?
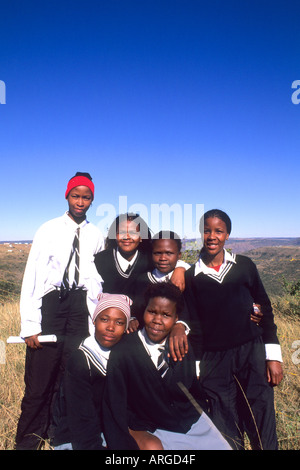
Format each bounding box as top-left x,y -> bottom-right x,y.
15,172 -> 283,451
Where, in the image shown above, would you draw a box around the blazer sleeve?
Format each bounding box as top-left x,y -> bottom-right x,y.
19,225 -> 48,337
248,259 -> 280,345
64,351 -> 106,450
102,349 -> 140,450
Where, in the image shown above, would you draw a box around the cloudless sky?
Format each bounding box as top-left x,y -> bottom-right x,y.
1,0 -> 300,240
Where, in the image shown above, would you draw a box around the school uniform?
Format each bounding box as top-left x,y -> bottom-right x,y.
184,250 -> 282,450
15,212 -> 104,450
131,265 -> 191,327
54,335 -> 109,450
102,329 -> 231,450
94,248 -> 152,298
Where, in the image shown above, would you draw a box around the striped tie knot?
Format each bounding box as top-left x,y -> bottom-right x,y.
157,345 -> 169,377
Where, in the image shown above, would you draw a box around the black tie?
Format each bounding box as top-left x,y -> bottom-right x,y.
73,228 -> 80,288
157,345 -> 169,377
61,228 -> 80,296
124,264 -> 131,275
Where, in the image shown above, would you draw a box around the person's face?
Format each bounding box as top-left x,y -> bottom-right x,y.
67,186 -> 93,222
152,239 -> 181,274
144,297 -> 178,344
94,308 -> 127,348
116,220 -> 141,258
203,217 -> 229,259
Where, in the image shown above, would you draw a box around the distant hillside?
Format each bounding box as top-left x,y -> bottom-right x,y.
226,239 -> 300,296
0,240 -> 299,300
226,237 -> 300,254
183,237 -> 300,253
0,243 -> 31,302
241,246 -> 300,296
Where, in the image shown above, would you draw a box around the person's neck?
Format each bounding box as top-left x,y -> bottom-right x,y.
118,249 -> 137,262
67,212 -> 86,225
154,268 -> 173,277
142,328 -> 167,345
201,250 -> 224,268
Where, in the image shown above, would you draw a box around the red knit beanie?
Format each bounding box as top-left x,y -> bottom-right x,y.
65,172 -> 94,200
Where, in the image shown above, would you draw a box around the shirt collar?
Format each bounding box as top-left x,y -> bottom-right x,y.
194,249 -> 236,276
81,334 -> 111,367
151,268 -> 173,282
139,328 -> 167,349
63,211 -> 88,230
116,248 -> 138,271
138,329 -> 168,368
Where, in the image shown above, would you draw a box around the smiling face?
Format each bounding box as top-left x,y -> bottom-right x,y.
144,296 -> 178,344
67,185 -> 93,223
152,239 -> 181,274
203,216 -> 229,265
94,307 -> 127,348
116,220 -> 141,260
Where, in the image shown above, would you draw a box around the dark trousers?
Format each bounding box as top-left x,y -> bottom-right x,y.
199,337 -> 278,450
15,289 -> 90,450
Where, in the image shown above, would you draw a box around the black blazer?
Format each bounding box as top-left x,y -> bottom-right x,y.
94,248 -> 152,298
102,331 -> 203,450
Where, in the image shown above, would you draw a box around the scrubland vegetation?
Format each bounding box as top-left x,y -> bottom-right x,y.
0,244 -> 299,450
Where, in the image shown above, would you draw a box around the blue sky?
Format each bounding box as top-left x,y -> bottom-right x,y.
1,0 -> 300,240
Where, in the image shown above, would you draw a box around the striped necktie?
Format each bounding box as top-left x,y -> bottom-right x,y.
157,345 -> 169,377
73,227 -> 80,288
61,228 -> 80,296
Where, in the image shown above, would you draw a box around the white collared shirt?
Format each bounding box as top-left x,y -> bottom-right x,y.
152,259 -> 191,283
151,268 -> 172,283
138,328 -> 167,368
80,334 -> 111,374
194,248 -> 236,277
20,212 -> 104,338
116,249 -> 138,272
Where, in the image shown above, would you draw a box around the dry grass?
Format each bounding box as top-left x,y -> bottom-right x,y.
0,301 -> 26,450
0,299 -> 299,451
272,300 -> 300,450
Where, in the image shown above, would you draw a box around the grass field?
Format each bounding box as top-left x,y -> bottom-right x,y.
0,297 -> 299,450
0,243 -> 299,450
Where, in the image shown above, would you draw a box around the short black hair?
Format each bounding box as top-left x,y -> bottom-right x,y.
69,171 -> 93,181
201,209 -> 232,234
143,282 -> 184,316
152,230 -> 182,252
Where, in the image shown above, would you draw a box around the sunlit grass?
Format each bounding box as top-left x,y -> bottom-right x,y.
0,298 -> 299,450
